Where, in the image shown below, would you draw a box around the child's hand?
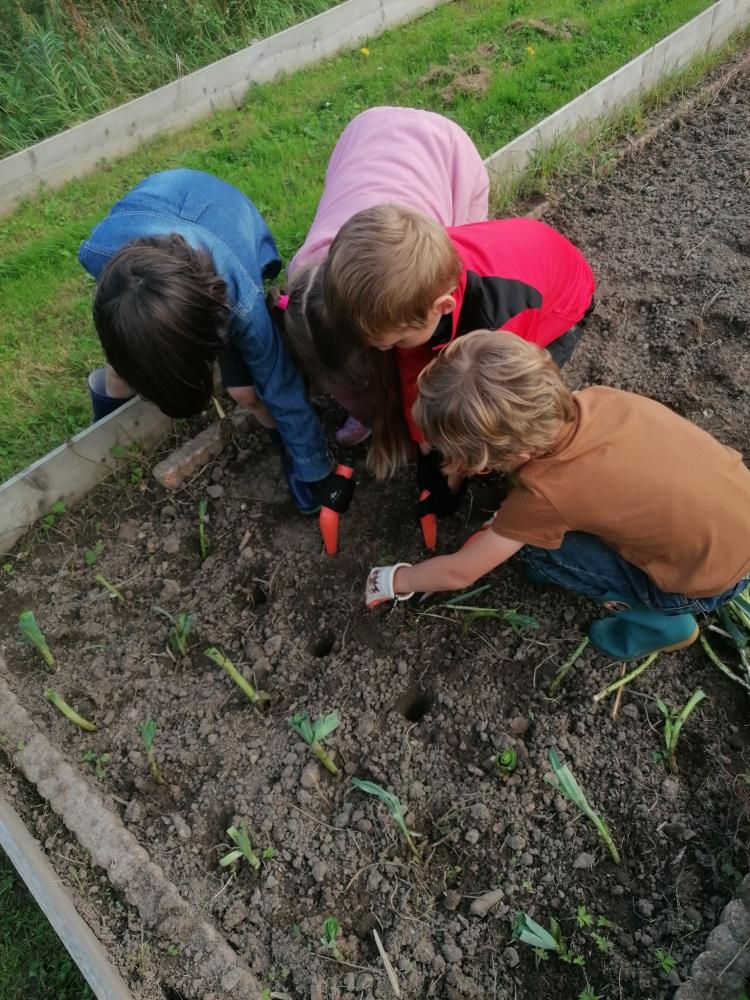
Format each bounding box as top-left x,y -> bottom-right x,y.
365,563 -> 415,608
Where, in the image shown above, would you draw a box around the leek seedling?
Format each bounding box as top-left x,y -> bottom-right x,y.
700,634 -> 750,694
198,500 -> 209,561
548,636 -> 589,696
655,689 -> 705,773
351,778 -> 420,858
288,712 -> 340,775
18,611 -> 55,671
219,823 -> 260,871
138,719 -> 166,785
593,652 -> 658,703
493,748 -> 517,780
513,912 -> 564,955
545,749 -> 620,864
95,573 -> 124,602
320,917 -> 343,961
45,689 -> 96,731
154,607 -> 193,658
439,603 -> 539,630
204,647 -> 270,708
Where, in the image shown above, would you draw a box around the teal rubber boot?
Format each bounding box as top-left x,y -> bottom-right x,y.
589,593 -> 699,660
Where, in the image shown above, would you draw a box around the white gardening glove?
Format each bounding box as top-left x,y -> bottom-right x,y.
366,563 -> 415,609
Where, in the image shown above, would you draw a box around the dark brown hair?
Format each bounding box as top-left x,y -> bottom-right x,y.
92,234 -> 228,417
275,262 -> 411,478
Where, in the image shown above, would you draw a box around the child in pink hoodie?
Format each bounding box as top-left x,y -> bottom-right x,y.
280,106 -> 489,444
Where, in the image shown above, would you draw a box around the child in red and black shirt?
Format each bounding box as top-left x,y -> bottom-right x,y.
323,204 -> 595,512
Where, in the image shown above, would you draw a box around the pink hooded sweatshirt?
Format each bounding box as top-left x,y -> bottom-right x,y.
288,106 -> 489,275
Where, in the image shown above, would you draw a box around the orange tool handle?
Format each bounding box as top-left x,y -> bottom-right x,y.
419,489 -> 437,551
319,464 -> 354,556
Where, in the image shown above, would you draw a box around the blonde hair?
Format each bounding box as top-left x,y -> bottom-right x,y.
274,262 -> 411,480
413,331 -> 575,475
324,204 -> 461,343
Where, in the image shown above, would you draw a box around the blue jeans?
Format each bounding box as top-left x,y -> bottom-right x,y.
521,532 -> 748,615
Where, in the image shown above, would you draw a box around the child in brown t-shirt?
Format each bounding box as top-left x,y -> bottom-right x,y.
364,331 -> 750,660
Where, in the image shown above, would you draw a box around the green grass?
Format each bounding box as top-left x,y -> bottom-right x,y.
0,0 -> 344,155
0,0 -> 717,482
0,849 -> 95,1000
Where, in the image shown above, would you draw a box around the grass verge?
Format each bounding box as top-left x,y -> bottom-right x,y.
0,848 -> 95,1000
0,0 -> 722,482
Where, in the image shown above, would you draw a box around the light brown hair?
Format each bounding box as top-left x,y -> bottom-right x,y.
413,331 -> 576,475
323,204 -> 461,343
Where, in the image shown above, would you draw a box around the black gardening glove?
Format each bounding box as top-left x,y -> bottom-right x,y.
304,469 -> 356,513
415,449 -> 467,520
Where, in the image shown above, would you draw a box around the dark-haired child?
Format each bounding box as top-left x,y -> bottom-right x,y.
78,168 -> 351,515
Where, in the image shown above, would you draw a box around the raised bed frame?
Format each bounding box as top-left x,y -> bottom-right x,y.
1,1 -> 750,998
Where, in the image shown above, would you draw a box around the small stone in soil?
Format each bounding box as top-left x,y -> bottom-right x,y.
509,715 -> 529,735
637,898 -> 655,918
503,946 -> 520,968
464,828 -> 480,845
442,941 -> 462,964
206,484 -> 224,499
573,852 -> 595,869
470,887 -> 505,917
162,533 -> 180,554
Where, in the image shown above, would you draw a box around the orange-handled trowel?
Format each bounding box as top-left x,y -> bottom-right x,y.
320,464 -> 354,555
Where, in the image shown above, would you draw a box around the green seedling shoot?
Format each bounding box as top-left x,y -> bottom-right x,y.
320,917 -> 343,961
593,652 -> 659,703
703,587 -> 750,693
655,688 -> 706,773
81,750 -> 111,780
655,948 -> 677,974
45,689 -> 96,731
204,647 -> 270,708
84,540 -> 105,566
198,500 -> 209,561
288,711 -> 340,775
513,912 -> 564,956
548,636 -> 589,696
350,778 -> 420,858
154,607 -> 193,658
493,748 -> 517,780
219,823 -> 260,871
95,573 -> 124,602
138,719 -> 165,785
18,610 -> 55,671
545,748 -> 620,864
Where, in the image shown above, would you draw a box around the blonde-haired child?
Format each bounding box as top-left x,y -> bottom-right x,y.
365,331 -> 750,661
276,106 -> 489,449
323,204 -> 595,520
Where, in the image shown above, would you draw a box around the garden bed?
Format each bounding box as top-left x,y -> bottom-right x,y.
1,56 -> 750,1000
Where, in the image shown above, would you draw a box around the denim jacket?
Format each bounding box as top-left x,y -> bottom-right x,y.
78,169 -> 330,482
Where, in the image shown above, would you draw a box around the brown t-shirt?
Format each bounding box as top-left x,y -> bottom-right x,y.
491,387 -> 750,597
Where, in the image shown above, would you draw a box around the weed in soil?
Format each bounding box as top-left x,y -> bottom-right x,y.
319,916 -> 343,962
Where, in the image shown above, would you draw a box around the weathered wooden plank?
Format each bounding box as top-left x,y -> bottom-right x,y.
0,399 -> 172,555
0,0 -> 451,214
0,795 -> 134,1000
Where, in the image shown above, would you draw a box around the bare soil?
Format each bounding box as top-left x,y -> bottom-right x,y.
1,56 -> 749,1000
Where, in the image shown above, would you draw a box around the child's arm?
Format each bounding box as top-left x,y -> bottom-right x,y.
366,529 -> 523,607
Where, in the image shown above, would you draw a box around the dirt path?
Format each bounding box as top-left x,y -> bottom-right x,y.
1,56 -> 749,1000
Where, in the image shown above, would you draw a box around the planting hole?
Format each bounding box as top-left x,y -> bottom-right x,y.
397,685 -> 435,723
310,632 -> 335,657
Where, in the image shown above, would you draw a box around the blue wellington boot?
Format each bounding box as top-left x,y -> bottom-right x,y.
88,367 -> 134,422
265,428 -> 320,516
588,593 -> 699,660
